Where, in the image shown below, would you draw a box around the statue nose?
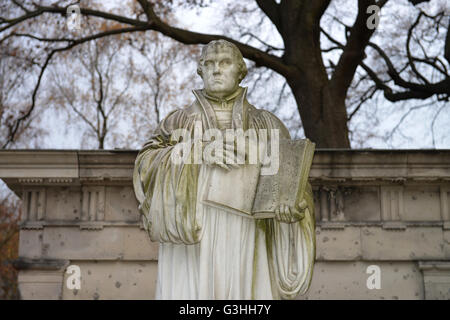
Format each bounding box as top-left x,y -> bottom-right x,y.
213,63 -> 221,74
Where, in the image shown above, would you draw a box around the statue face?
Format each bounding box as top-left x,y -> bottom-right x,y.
201,46 -> 241,99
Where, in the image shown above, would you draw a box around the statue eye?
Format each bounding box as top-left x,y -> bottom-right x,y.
220,59 -> 231,66
204,60 -> 213,67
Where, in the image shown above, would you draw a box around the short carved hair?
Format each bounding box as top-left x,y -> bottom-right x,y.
197,39 -> 248,83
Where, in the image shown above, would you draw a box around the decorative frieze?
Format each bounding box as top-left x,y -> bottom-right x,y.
440,186 -> 450,230
47,178 -> 73,184
318,186 -> 346,222
22,188 -> 46,222
80,186 -> 106,229
380,186 -> 404,221
380,186 -> 407,229
418,261 -> 450,300
18,178 -> 43,184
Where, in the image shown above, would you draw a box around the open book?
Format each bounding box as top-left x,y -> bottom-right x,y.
202,139 -> 315,219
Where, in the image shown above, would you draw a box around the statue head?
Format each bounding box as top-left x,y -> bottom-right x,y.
197,40 -> 248,99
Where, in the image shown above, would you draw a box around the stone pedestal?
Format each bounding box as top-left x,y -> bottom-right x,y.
419,261 -> 450,299
1,149 -> 450,299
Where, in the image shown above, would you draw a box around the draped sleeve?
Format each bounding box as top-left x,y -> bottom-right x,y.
249,107 -> 316,299
133,108 -> 204,244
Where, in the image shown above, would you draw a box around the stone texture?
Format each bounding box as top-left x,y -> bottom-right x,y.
315,227 -> 361,260
18,270 -> 65,300
403,186 -> 441,221
45,187 -> 81,221
62,261 -> 158,300
105,186 -> 140,221
1,149 -> 449,299
18,230 -> 43,259
41,227 -> 158,261
343,187 -> 380,221
419,262 -> 450,300
299,261 -> 424,300
361,227 -> 444,260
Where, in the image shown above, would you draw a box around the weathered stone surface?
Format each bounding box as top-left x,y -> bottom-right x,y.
62,261 -> 158,300
45,187 -> 81,221
309,150 -> 450,180
1,149 -> 449,299
315,227 -> 361,260
343,187 -> 380,221
0,151 -> 78,179
78,151 -> 135,180
403,186 -> 441,221
443,230 -> 450,259
41,227 -> 158,260
18,229 -> 43,259
361,227 -> 444,260
300,261 -> 424,300
419,261 -> 450,300
105,186 -> 140,221
18,270 -> 65,300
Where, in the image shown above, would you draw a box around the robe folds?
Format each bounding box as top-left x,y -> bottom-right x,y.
133,87 -> 316,299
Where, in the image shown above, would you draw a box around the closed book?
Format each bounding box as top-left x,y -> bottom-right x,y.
202,138 -> 315,219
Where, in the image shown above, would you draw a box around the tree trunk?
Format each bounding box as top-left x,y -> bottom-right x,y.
98,135 -> 105,149
288,79 -> 351,148
279,0 -> 351,149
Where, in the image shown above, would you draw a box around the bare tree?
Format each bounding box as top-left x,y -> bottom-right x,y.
0,184 -> 20,300
0,34 -> 45,148
0,0 -> 448,148
47,34 -> 134,149
124,30 -> 200,147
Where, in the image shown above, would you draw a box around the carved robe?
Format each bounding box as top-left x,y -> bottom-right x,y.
133,87 -> 315,299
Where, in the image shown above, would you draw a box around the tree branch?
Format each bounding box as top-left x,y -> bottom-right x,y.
2,2 -> 294,79
149,22 -> 292,76
444,16 -> 450,64
255,0 -> 281,33
347,86 -> 377,121
360,61 -> 449,102
366,42 -> 450,96
1,26 -> 147,148
406,11 -> 432,84
241,32 -> 284,52
331,0 -> 388,98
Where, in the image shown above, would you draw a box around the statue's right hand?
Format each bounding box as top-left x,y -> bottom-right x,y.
203,140 -> 241,171
275,204 -> 305,223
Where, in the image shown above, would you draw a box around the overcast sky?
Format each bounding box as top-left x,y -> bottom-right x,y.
39,0 -> 450,150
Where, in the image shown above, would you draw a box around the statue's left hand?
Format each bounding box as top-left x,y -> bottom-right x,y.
275,200 -> 307,223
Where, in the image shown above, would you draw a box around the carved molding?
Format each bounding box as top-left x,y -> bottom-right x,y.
20,222 -> 44,230
79,221 -> 104,230
440,186 -> 450,222
22,188 -> 46,222
318,186 -> 347,222
380,186 -> 404,221
13,258 -> 70,271
47,178 -> 73,184
18,178 -> 43,184
81,186 -> 105,222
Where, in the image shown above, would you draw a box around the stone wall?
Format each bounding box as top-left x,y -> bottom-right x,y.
1,149 -> 449,300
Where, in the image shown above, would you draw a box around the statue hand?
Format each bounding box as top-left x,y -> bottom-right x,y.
203,140 -> 241,171
223,139 -> 246,167
275,202 -> 306,224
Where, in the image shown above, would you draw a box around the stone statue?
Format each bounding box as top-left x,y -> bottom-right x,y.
133,39 -> 316,299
